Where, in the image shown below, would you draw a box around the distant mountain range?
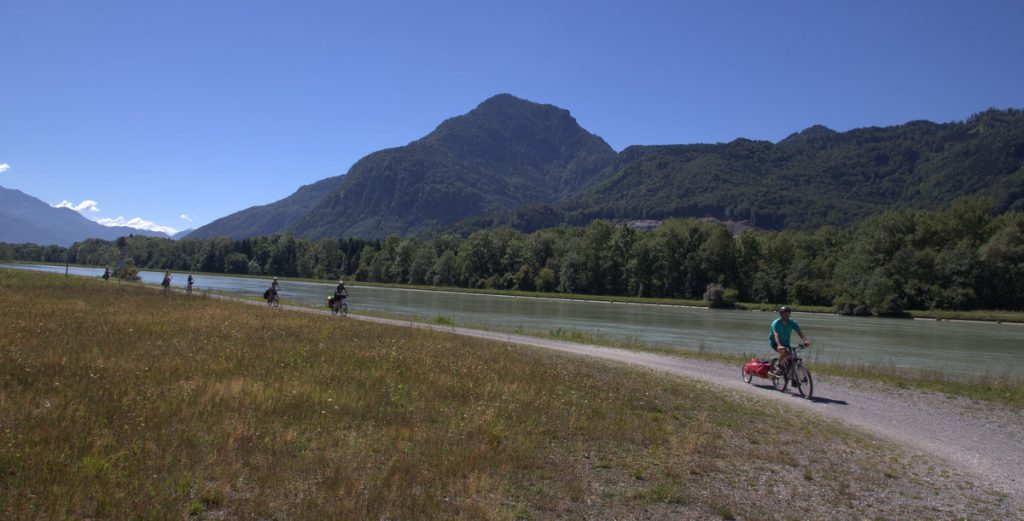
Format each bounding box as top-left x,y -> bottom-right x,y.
187,95 -> 1024,240
0,186 -> 171,246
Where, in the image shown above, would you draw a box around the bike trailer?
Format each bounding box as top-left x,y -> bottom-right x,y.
327,295 -> 335,308
743,358 -> 772,378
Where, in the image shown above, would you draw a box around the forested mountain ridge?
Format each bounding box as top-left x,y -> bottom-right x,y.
552,108 -> 1024,230
286,94 -> 617,239
187,175 -> 345,240
187,99 -> 1024,240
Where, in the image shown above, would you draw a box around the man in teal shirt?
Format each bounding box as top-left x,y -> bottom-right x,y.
769,306 -> 810,375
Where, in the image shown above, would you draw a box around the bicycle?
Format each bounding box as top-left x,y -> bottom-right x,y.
770,344 -> 813,399
266,290 -> 280,308
330,296 -> 348,317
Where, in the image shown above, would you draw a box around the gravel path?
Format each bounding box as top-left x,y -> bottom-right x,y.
225,294 -> 1024,506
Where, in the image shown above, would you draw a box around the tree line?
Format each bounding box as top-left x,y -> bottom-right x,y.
3,198 -> 1022,313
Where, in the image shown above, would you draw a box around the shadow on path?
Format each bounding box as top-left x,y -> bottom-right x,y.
747,382 -> 850,405
809,396 -> 849,405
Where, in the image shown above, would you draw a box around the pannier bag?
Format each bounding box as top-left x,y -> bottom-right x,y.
263,289 -> 271,300
327,295 -> 335,308
743,358 -> 772,378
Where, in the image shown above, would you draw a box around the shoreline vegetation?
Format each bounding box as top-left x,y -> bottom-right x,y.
1,268 -> 1013,518
4,201 -> 1024,319
6,260 -> 1024,324
5,264 -> 1023,407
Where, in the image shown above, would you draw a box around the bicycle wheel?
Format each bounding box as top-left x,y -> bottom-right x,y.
772,371 -> 788,392
794,364 -> 813,399
340,302 -> 348,317
742,367 -> 753,384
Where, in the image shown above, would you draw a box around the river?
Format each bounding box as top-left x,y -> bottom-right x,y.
4,263 -> 1022,378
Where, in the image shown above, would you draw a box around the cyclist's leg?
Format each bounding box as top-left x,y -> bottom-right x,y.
777,347 -> 791,374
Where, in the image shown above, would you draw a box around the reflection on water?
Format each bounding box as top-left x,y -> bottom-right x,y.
4,263 -> 1022,378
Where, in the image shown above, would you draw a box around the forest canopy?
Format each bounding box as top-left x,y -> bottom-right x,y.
4,198 -> 1023,314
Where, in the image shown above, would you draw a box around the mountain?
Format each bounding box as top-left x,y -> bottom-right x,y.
553,109 -> 1024,230
454,108 -> 1024,232
190,98 -> 1024,240
186,175 -> 345,239
188,94 -> 617,240
171,229 -> 194,240
289,94 -> 616,239
0,186 -> 171,246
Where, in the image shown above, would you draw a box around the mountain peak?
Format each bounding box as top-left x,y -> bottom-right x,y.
778,124 -> 838,146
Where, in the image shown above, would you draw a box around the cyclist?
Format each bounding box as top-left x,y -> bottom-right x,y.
267,277 -> 280,302
769,306 -> 810,377
186,273 -> 195,295
334,279 -> 348,302
161,270 -> 172,292
102,266 -> 111,281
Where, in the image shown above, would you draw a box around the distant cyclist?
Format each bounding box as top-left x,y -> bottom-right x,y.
186,273 -> 195,295
102,266 -> 111,281
769,306 -> 810,375
334,279 -> 348,302
161,270 -> 172,292
265,277 -> 280,302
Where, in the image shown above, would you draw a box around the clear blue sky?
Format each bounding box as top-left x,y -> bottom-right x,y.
2,0 -> 1022,234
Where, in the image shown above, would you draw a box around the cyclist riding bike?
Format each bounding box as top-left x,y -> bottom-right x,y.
334,280 -> 348,302
769,306 -> 810,376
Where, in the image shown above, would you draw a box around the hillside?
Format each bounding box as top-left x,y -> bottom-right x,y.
186,94 -> 616,240
287,94 -> 617,239
188,99 -> 1024,241
186,175 -> 345,240
556,108 -> 1024,230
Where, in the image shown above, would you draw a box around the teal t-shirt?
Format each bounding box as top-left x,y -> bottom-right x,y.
769,317 -> 802,348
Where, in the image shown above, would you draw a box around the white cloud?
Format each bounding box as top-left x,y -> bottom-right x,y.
97,216 -> 178,235
54,199 -> 101,212
180,214 -> 193,222
0,163 -> 10,173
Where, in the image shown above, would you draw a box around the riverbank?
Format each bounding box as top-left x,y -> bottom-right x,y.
6,263 -> 1024,392
2,268 -> 1017,518
6,261 -> 1024,323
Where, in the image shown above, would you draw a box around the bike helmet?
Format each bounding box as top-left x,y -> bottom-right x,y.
779,306 -> 792,314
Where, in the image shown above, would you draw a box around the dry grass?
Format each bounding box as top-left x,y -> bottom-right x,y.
0,269 -> 1014,519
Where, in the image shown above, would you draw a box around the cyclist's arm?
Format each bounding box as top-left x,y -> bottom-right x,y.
773,331 -> 785,348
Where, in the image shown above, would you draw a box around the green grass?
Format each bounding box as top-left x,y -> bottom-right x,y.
0,269 -> 1013,518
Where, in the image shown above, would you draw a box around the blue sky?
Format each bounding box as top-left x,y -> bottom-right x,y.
2,0 -> 1023,235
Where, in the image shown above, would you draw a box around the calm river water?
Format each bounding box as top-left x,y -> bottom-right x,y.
5,263 -> 1023,378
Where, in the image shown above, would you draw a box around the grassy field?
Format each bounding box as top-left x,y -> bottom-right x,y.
0,269 -> 1013,519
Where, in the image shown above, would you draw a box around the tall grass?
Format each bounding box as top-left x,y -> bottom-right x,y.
0,269 -> 1011,519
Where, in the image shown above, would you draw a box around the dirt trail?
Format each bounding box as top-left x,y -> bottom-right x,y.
229,295 -> 1024,502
